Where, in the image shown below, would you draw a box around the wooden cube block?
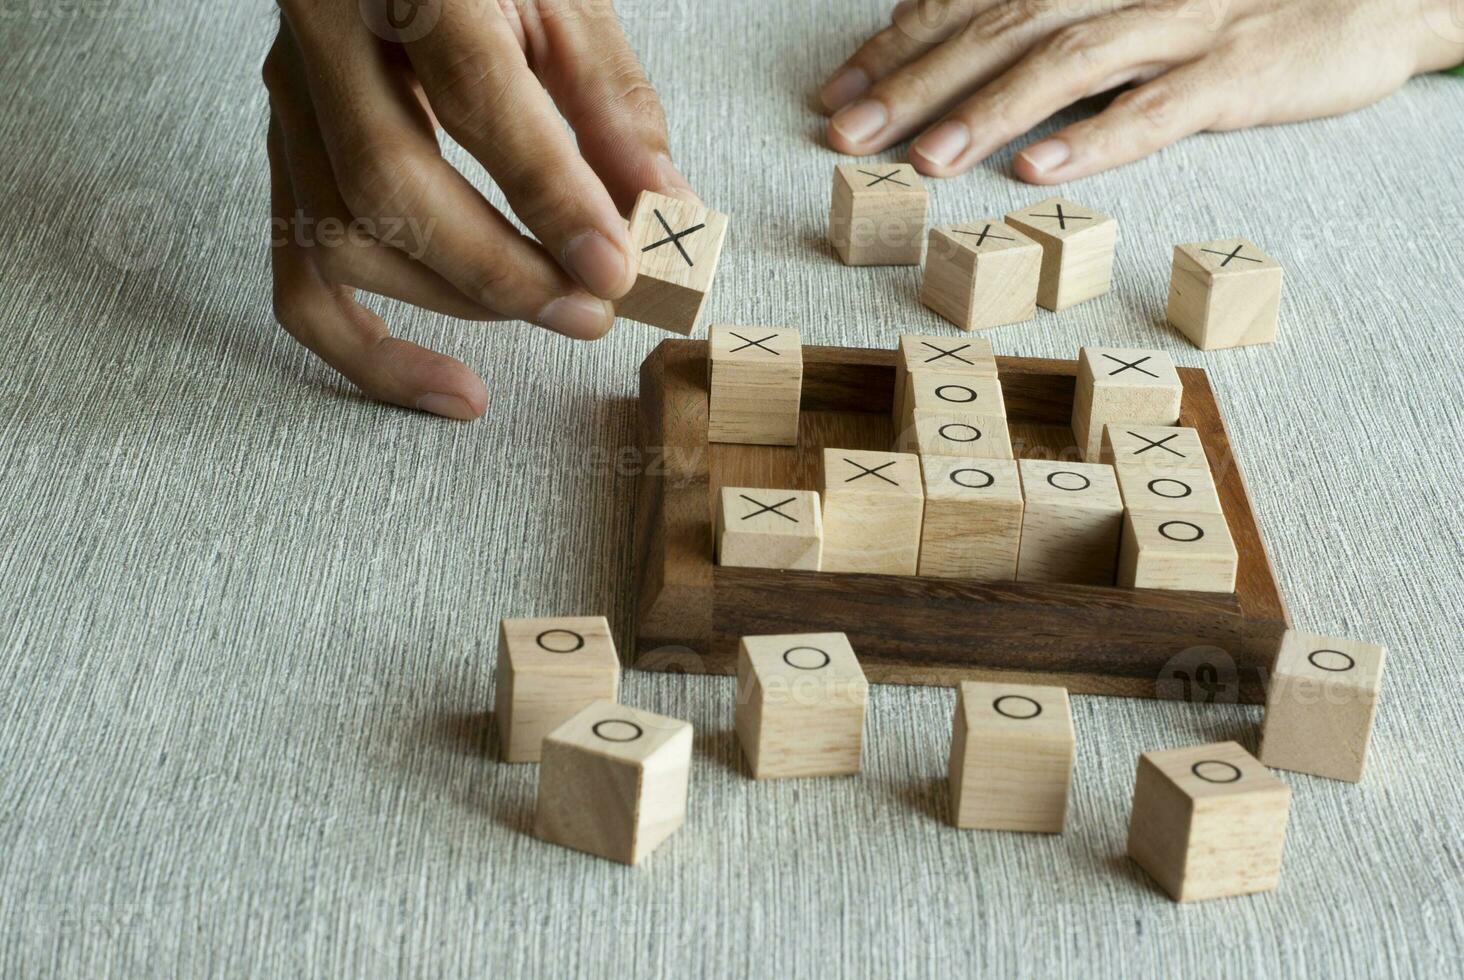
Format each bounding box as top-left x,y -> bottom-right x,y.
1015,459 -> 1123,585
707,325 -> 802,445
901,371 -> 1006,436
617,190 -> 729,335
948,681 -> 1074,832
1004,197 -> 1117,311
819,448 -> 924,574
920,221 -> 1041,330
1127,741 -> 1291,902
735,632 -> 869,778
495,616 -> 620,763
1259,630 -> 1387,782
1116,466 -> 1222,515
1167,238 -> 1283,351
716,486 -> 823,571
1101,424 -> 1210,475
918,457 -> 1024,580
1072,347 -> 1183,463
829,164 -> 927,266
534,700 -> 692,865
892,334 -> 997,431
1119,511 -> 1238,593
894,411 -> 1013,460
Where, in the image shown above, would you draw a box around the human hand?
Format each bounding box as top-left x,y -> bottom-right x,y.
821,0 -> 1464,183
264,0 -> 697,419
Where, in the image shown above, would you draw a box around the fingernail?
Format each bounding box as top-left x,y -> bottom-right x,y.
821,67 -> 870,112
653,155 -> 704,207
830,99 -> 888,145
537,293 -> 614,340
563,230 -> 632,298
1019,139 -> 1071,176
912,120 -> 970,168
415,393 -> 478,420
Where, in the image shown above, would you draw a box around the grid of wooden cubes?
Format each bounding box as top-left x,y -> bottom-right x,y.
829,164 -> 928,266
1259,630 -> 1387,782
708,324 -> 803,446
735,632 -> 869,779
1167,238 -> 1283,351
948,681 -> 1074,832
1004,197 -> 1117,311
920,220 -> 1041,330
495,616 -> 621,763
617,190 -> 730,335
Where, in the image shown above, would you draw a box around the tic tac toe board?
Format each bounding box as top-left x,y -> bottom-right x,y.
632,340 -> 1289,703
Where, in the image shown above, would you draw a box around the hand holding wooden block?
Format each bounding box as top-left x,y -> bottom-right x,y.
1259,630 -> 1386,782
948,681 -> 1074,832
534,700 -> 693,865
819,449 -> 924,574
617,190 -> 729,335
708,324 -> 803,446
716,487 -> 823,571
1005,197 -> 1117,310
495,616 -> 621,763
1119,511 -> 1238,593
1167,238 -> 1283,350
1016,459 -> 1124,585
1072,347 -> 1183,463
735,632 -> 869,778
1127,741 -> 1291,902
920,220 -> 1041,330
892,334 -> 998,431
829,164 -> 928,266
918,457 -> 1024,580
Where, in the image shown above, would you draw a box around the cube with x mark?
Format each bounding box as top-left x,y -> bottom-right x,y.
829,164 -> 928,266
708,324 -> 803,446
1100,424 -> 1210,475
1167,237 -> 1283,351
1005,197 -> 1117,311
819,449 -> 924,575
921,219 -> 1042,331
1072,347 -> 1183,463
618,190 -> 730,335
892,334 -> 998,431
716,486 -> 823,571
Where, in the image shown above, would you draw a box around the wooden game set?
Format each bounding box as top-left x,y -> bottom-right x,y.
491,173 -> 1385,904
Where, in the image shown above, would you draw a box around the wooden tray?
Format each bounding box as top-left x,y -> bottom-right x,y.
631,340 -> 1288,703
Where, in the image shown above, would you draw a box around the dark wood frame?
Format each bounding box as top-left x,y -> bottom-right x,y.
632,339 -> 1288,703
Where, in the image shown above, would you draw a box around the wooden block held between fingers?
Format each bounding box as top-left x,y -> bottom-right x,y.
920,220 -> 1041,330
716,487 -> 823,571
829,164 -> 928,266
495,616 -> 621,763
735,632 -> 869,779
708,325 -> 803,445
618,190 -> 729,334
1004,197 -> 1117,310
948,681 -> 1074,832
1167,238 -> 1283,351
1259,630 -> 1386,782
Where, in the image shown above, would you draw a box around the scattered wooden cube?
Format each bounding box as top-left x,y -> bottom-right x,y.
1167,238 -> 1283,351
1116,466 -> 1222,515
1101,424 -> 1209,474
716,486 -> 823,571
1127,741 -> 1291,902
948,681 -> 1074,832
819,448 -> 924,574
1119,511 -> 1238,593
892,334 -> 998,433
895,411 -> 1013,460
617,190 -> 729,335
920,220 -> 1041,330
829,164 -> 927,266
918,457 -> 1024,580
1015,459 -> 1124,585
534,700 -> 692,864
1004,197 -> 1117,311
495,616 -> 620,763
735,632 -> 869,778
1072,347 -> 1183,463
1259,630 -> 1387,782
707,324 -> 803,446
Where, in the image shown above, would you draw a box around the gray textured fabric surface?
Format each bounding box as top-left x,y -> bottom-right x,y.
2,1 -> 1462,976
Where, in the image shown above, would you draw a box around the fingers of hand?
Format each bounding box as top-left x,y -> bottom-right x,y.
820,0 -> 992,112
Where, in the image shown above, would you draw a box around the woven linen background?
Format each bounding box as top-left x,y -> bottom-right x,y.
1,1 -> 1461,976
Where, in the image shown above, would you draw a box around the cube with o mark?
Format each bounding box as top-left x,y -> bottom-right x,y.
918,456 -> 1024,581
735,633 -> 868,779
1015,459 -> 1124,586
495,616 -> 620,763
1259,630 -> 1387,783
891,334 -> 998,431
1119,511 -> 1238,593
948,681 -> 1075,833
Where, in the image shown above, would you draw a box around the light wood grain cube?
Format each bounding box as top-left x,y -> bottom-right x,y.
901,371 -> 1006,439
819,449 -> 924,574
1127,741 -> 1291,902
1167,238 -> 1283,351
829,164 -> 927,266
1015,459 -> 1123,585
617,190 -> 729,334
1101,424 -> 1209,475
1116,466 -> 1222,515
895,411 -> 1013,460
495,616 -> 620,763
735,633 -> 868,779
1072,347 -> 1183,463
534,700 -> 692,865
918,457 -> 1024,580
1259,631 -> 1386,783
716,486 -> 823,571
892,334 -> 998,432
948,681 -> 1074,832
1119,511 -> 1238,593
708,324 -> 802,446
920,221 -> 1041,330
1004,197 -> 1117,311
